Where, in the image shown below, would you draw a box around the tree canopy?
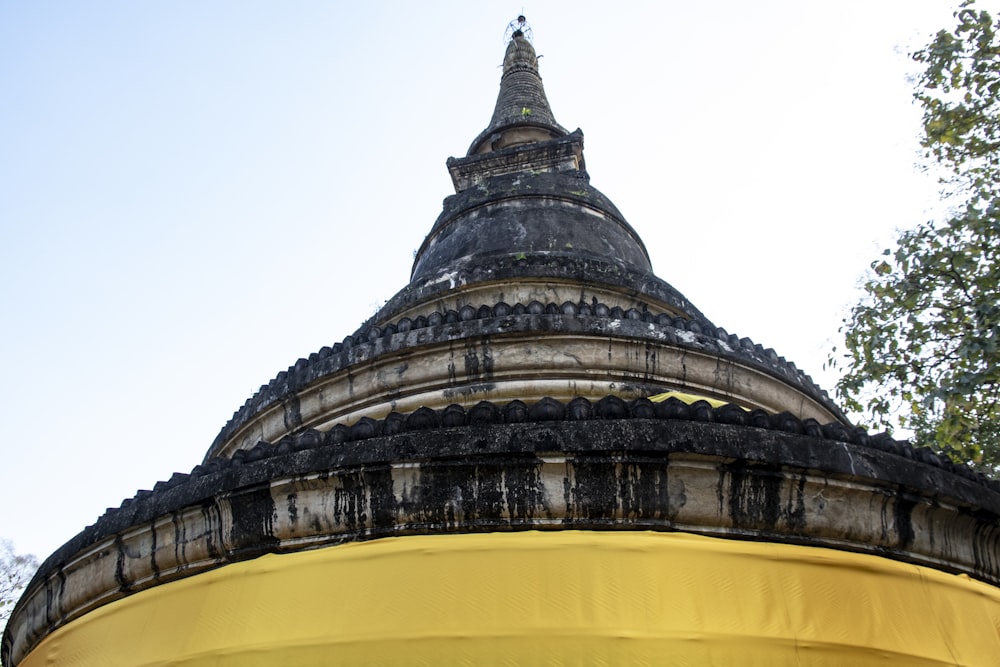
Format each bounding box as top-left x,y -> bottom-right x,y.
834,0 -> 1000,471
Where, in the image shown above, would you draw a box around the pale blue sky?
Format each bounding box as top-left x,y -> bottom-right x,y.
1,1 -> 957,559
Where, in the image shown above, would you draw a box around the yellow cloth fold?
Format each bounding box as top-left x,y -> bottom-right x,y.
19,531 -> 1000,666
648,390 -> 739,408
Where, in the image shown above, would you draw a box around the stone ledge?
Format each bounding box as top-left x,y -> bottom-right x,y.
388,254 -> 711,322
411,168 -> 651,281
8,409 -> 1000,666
447,131 -> 584,191
212,300 -> 842,455
36,397 -> 1000,584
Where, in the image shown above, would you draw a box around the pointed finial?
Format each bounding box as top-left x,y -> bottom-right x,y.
466,15 -> 566,155
504,14 -> 533,44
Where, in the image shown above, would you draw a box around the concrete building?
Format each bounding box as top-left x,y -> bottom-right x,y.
5,26 -> 1000,666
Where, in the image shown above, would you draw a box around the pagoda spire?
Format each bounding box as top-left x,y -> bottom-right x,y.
467,23 -> 568,155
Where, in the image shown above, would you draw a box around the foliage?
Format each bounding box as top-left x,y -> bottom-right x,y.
1,539 -> 38,659
833,1 -> 1000,471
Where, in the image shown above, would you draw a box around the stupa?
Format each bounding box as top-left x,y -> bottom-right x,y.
5,21 -> 1000,666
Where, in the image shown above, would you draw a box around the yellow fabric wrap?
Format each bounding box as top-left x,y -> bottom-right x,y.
19,531 -> 1000,666
647,390 -> 738,408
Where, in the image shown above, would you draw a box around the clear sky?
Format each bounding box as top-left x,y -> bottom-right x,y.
0,1 -> 959,560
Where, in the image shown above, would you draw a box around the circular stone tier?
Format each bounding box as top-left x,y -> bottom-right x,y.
381,254 -> 711,327
8,398 -> 999,665
207,300 -> 846,459
410,170 -> 651,284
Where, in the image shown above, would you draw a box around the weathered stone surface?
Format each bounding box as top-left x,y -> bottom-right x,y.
412,169 -> 652,282
467,34 -> 567,156
7,403 -> 999,665
384,256 -> 710,324
10,23 -> 999,667
208,306 -> 845,459
449,130 -> 585,192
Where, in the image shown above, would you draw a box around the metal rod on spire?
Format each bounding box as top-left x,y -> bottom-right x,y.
504,14 -> 533,44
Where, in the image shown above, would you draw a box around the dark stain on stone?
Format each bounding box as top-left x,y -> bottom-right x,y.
463,342 -> 480,380
287,492 -> 298,527
725,461 -> 783,531
45,568 -> 68,628
201,501 -> 221,560
563,467 -> 573,519
333,472 -> 368,532
442,381 -> 499,400
878,494 -> 893,544
171,512 -> 185,568
471,464 -> 505,522
399,456 -> 544,530
228,483 -> 279,557
667,475 -> 687,522
502,455 -> 546,522
364,465 -> 396,532
619,458 -> 669,521
644,344 -> 658,380
463,338 -> 495,383
41,575 -> 54,628
401,462 -> 472,529
893,495 -> 917,550
567,454 -> 619,520
786,474 -> 807,533
282,394 -> 302,431
971,520 -> 1000,577
55,568 -> 67,626
525,426 -> 564,451
148,519 -> 160,583
481,337 -> 495,377
114,534 -> 132,593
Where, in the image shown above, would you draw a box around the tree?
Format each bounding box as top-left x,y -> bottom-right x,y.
1,539 -> 38,664
833,0 -> 1000,471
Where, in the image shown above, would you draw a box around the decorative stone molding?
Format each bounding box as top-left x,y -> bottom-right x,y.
411,169 -> 653,281
8,398 -> 999,666
448,131 -> 585,191
208,302 -> 846,459
386,254 -> 710,324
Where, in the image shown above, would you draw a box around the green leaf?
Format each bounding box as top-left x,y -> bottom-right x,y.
836,0 -> 1000,475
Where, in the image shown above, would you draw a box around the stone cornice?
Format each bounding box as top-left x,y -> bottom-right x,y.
209,300 -> 845,458
410,168 -> 653,281
448,131 -> 585,192
8,398 -> 999,666
388,254 -> 709,323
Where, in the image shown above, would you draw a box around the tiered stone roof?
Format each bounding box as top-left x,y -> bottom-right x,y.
5,26 -> 1000,667
467,35 -> 568,155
